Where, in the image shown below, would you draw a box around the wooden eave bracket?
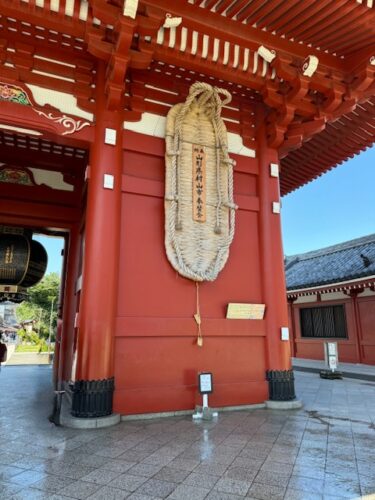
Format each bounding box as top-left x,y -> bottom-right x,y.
137,7 -> 166,35
140,0 -> 344,72
280,117 -> 327,158
85,26 -> 113,60
350,65 -> 375,94
266,105 -> 295,149
262,56 -> 316,148
321,86 -> 344,114
105,16 -> 158,108
90,0 -> 119,26
269,56 -> 296,82
85,3 -> 162,110
265,50 -> 374,154
286,76 -> 310,102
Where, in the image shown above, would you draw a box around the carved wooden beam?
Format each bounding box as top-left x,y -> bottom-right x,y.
0,0 -> 86,38
140,0 -> 345,72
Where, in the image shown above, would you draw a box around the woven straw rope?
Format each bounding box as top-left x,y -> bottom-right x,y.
165,82 -> 237,282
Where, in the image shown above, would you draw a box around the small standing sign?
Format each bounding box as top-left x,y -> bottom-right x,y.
198,372 -> 213,394
193,372 -> 218,420
326,342 -> 338,371
320,341 -> 342,379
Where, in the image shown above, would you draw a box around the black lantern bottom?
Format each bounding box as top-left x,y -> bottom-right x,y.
71,377 -> 114,418
266,369 -> 296,401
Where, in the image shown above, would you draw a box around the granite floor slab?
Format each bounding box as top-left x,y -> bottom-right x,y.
1,366 -> 374,499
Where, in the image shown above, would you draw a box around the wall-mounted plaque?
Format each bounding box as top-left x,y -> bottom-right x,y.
226,303 -> 266,320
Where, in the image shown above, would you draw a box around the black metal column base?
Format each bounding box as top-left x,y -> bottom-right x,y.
266,369 -> 296,401
71,377 -> 114,418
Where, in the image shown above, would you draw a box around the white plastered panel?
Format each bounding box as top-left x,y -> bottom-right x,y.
124,112 -> 256,157
29,168 -> 74,191
26,84 -> 93,121
294,295 -> 318,304
321,292 -> 348,301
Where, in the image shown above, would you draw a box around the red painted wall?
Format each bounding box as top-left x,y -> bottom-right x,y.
289,295 -> 375,365
358,296 -> 375,364
113,132 -> 269,414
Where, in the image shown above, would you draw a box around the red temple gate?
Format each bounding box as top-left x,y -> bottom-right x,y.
0,0 -> 374,422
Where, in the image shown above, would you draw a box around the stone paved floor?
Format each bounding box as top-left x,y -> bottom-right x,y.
0,366 -> 375,500
292,358 -> 375,381
5,351 -> 50,365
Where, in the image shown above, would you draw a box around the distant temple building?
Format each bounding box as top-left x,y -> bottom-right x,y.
0,1 -> 374,424
286,235 -> 375,365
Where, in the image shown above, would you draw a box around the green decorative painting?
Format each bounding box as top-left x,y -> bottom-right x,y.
0,83 -> 32,106
0,168 -> 34,186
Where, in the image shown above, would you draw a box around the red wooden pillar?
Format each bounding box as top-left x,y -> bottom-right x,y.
60,226 -> 80,382
350,290 -> 363,364
257,116 -> 295,401
288,298 -> 297,358
71,63 -> 123,418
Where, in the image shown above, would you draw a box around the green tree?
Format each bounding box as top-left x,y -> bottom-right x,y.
27,272 -> 60,312
16,273 -> 60,343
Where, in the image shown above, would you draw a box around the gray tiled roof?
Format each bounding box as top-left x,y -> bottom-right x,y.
285,234 -> 375,291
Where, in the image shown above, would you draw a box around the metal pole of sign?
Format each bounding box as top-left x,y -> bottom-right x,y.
202,393 -> 208,409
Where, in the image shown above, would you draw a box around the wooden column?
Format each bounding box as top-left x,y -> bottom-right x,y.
71,62 -> 123,418
288,297 -> 297,358
257,111 -> 295,401
60,226 -> 80,382
350,290 -> 364,364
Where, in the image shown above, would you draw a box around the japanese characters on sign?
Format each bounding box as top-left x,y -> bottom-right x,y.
226,303 -> 266,320
192,145 -> 206,222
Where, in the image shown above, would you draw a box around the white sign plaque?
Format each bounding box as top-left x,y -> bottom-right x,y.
226,303 -> 265,320
328,356 -> 337,370
281,327 -> 289,341
199,373 -> 213,394
325,342 -> 338,372
104,128 -> 117,145
328,342 -> 337,356
270,163 -> 279,178
272,201 -> 281,214
103,174 -> 114,190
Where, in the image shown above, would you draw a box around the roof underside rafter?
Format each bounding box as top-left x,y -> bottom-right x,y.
0,0 -> 374,194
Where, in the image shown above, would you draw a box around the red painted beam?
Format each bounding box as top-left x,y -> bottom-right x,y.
0,198 -> 81,226
0,101 -> 94,145
142,0 -> 346,72
0,145 -> 86,173
0,0 -> 87,39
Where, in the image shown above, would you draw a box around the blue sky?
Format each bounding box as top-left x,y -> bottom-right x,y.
34,144 -> 375,273
34,234 -> 64,276
281,144 -> 375,256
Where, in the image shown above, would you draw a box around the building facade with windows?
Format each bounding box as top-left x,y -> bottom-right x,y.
286,235 -> 375,365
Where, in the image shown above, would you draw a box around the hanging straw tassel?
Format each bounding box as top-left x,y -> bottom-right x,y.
194,282 -> 203,347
